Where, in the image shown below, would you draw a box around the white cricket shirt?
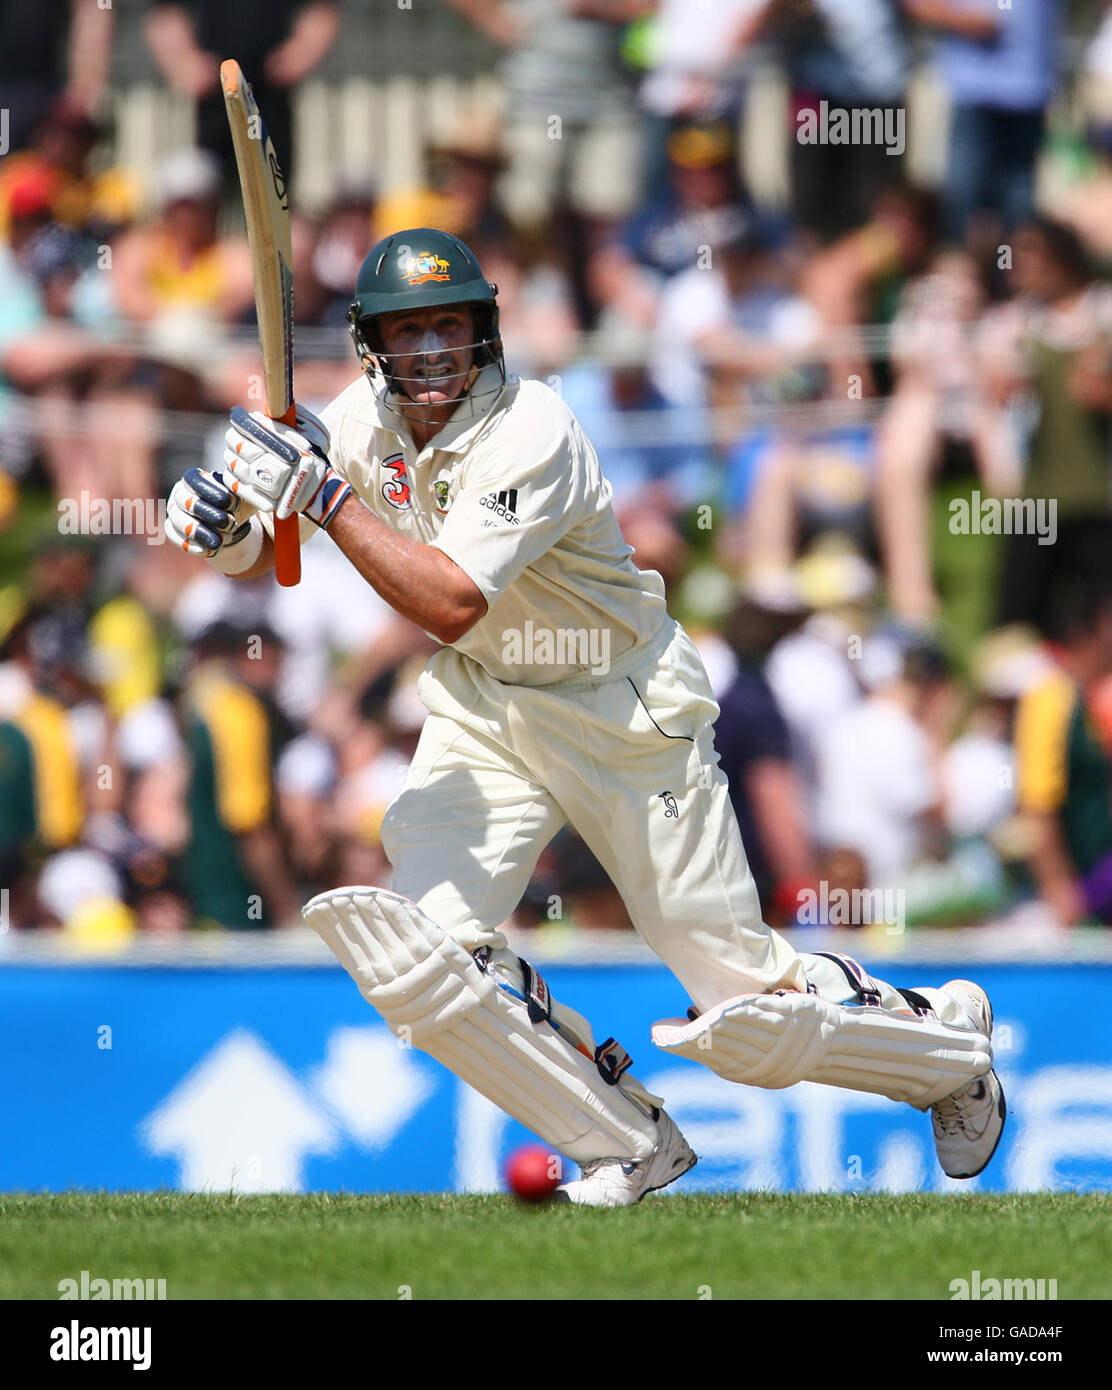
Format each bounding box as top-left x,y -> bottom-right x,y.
307,365 -> 671,686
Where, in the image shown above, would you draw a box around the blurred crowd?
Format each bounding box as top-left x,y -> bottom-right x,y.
1,0 -> 1112,941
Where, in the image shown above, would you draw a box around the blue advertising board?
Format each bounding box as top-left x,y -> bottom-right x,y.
2,960 -> 1108,1194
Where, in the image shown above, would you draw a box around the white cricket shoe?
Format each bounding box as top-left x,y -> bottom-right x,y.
556,1110 -> 697,1207
931,979 -> 1007,1179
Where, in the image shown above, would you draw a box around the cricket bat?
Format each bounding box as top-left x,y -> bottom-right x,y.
220,58 -> 301,587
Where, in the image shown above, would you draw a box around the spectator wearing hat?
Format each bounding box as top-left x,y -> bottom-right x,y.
592,121 -> 756,331
373,110 -> 510,260
638,0 -> 771,193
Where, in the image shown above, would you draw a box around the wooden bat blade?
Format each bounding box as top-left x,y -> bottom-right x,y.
220,58 -> 300,587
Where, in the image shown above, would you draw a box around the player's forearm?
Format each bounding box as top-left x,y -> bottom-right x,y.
325,494 -> 487,644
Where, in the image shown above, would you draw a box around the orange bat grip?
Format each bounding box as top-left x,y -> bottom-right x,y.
272,404 -> 301,586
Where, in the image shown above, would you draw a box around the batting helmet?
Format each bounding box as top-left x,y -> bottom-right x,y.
347,228 -> 503,406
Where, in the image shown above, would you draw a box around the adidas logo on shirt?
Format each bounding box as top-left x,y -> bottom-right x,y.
479,489 -> 520,524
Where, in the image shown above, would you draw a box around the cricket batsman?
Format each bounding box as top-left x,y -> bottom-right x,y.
165,229 -> 1006,1204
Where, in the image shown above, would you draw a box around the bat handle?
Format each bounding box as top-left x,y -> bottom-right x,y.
271,403 -> 302,586
273,514 -> 301,587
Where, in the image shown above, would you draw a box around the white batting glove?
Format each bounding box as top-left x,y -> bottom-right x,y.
165,467 -> 260,568
222,405 -> 352,529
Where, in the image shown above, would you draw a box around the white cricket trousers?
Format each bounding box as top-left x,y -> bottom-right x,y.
381,619 -> 966,1025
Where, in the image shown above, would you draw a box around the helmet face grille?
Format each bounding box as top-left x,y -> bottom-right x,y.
347,303 -> 505,423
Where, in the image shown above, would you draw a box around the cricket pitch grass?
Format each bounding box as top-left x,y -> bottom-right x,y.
0,1192 -> 1106,1300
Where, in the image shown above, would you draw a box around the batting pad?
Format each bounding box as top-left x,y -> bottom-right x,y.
303,886 -> 661,1162
652,990 -> 992,1109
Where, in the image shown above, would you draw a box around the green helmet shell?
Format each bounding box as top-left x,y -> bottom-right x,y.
347,228 -> 503,390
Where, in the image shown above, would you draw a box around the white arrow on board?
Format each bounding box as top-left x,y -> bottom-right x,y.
140,1029 -> 339,1193
308,1026 -> 435,1149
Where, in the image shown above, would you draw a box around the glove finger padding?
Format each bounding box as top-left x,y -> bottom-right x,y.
224,405 -> 333,520
165,468 -> 255,556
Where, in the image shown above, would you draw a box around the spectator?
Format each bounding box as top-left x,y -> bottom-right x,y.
374,109 -> 510,263
813,630 -> 950,889
639,0 -> 770,195
178,621 -> 300,928
0,0 -> 114,155
311,181 -> 378,326
1014,593 -> 1112,926
775,0 -> 910,240
0,102 -> 138,244
558,312 -> 710,510
145,1 -> 340,188
0,606 -> 90,921
905,0 -> 1060,241
764,545 -> 876,817
874,249 -> 1019,627
982,219 -> 1112,635
112,149 -> 255,329
714,592 -> 817,921
447,0 -> 649,262
800,182 -> 940,397
653,217 -> 820,426
593,120 -> 755,331
2,218 -> 158,507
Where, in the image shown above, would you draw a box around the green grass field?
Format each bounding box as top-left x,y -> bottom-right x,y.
0,1192 -> 1105,1300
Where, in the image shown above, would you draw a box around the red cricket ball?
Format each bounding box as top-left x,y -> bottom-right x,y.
504,1144 -> 562,1202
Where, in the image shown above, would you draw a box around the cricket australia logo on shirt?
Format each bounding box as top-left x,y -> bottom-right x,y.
480,488 -> 520,524
381,454 -> 411,509
432,477 -> 452,513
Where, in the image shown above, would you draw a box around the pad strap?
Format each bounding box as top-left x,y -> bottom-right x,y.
810,950 -> 883,1006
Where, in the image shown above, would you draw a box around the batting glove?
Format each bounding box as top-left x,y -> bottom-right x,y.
222,405 -> 353,530
165,467 -> 259,567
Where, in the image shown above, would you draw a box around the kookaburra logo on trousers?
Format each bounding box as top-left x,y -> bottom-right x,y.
658,791 -> 679,819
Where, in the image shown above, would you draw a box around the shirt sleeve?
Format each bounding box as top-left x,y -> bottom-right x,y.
429,390 -> 591,607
